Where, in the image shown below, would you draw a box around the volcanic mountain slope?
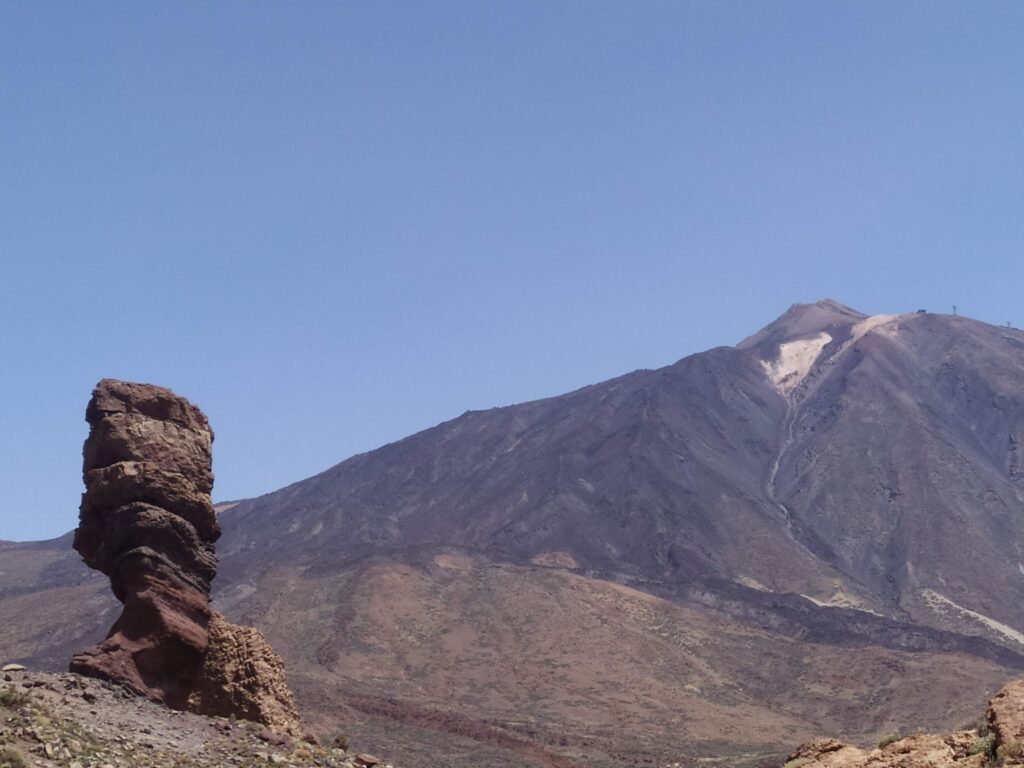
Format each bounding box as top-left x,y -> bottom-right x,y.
0,535 -> 112,671
221,300 -> 1024,633
5,300 -> 1024,767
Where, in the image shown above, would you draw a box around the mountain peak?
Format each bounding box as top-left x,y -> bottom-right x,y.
737,299 -> 866,349
808,298 -> 863,315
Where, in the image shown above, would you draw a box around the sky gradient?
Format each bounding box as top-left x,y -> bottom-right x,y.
2,2 -> 1023,540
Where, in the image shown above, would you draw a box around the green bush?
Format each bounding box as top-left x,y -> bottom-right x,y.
0,747 -> 26,768
0,688 -> 26,709
969,733 -> 996,758
877,732 -> 901,749
783,758 -> 810,768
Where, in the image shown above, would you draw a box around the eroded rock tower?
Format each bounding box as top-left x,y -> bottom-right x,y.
70,379 -> 299,732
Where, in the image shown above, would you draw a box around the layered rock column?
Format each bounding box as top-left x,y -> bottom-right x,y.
70,379 -> 298,732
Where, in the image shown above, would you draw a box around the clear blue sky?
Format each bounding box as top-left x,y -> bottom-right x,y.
2,2 -> 1022,540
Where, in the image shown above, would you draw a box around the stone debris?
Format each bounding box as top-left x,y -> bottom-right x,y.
0,671 -> 392,768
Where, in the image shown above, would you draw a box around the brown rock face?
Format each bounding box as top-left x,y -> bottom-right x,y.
989,680 -> 1024,764
188,612 -> 299,729
784,679 -> 1024,768
785,733 -> 987,768
70,379 -> 297,732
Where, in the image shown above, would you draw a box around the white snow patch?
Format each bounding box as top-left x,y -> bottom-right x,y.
922,589 -> 1024,648
761,332 -> 831,395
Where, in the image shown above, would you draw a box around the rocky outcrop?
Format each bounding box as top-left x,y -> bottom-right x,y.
783,679 -> 1024,768
69,379 -> 298,732
785,733 -> 985,768
70,379 -> 219,707
987,680 -> 1024,765
187,613 -> 299,730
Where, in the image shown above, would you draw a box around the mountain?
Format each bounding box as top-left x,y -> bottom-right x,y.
4,300 -> 1024,767
221,299 -> 1024,631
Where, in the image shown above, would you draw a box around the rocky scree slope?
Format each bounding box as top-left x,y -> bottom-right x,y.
0,666 -> 385,768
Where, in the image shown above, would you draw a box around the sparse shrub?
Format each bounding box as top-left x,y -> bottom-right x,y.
997,740 -> 1024,764
0,747 -> 26,768
301,731 -> 322,747
969,733 -> 997,759
877,732 -> 901,749
332,734 -> 349,751
0,688 -> 26,709
960,716 -> 992,737
783,758 -> 810,768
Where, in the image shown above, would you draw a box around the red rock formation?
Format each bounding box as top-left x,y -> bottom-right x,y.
70,379 -> 298,731
71,379 -> 219,707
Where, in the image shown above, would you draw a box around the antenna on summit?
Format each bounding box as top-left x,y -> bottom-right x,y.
952,305 -> 957,316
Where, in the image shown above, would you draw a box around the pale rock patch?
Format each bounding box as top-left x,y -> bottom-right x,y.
850,313 -> 902,342
799,590 -> 881,615
922,589 -> 1024,648
530,551 -> 579,569
433,553 -> 476,572
734,576 -> 771,592
761,332 -> 832,395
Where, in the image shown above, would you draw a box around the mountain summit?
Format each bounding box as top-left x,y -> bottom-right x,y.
737,298 -> 868,349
